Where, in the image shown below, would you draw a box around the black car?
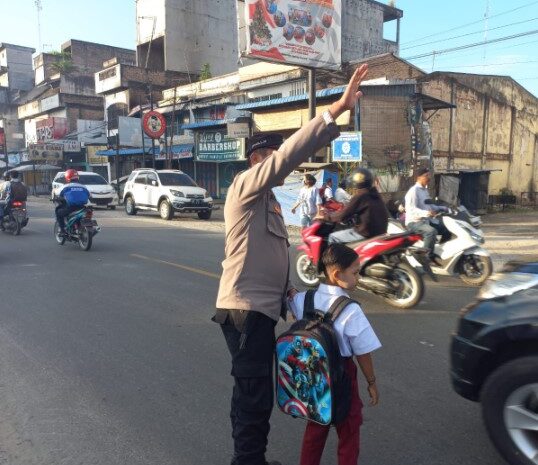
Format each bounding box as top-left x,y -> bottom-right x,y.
451,261 -> 538,465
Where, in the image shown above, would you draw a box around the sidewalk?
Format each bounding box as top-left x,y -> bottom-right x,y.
27,196 -> 538,268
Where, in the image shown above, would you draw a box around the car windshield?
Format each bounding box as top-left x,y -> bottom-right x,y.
158,173 -> 197,187
79,174 -> 108,185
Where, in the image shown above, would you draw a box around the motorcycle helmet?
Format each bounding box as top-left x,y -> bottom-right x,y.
350,168 -> 373,190
65,168 -> 79,183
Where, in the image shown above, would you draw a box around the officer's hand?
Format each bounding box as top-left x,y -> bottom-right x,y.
368,383 -> 379,406
330,64 -> 369,117
287,288 -> 298,299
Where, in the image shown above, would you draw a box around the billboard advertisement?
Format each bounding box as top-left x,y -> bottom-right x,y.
243,0 -> 342,69
28,143 -> 64,163
118,116 -> 152,148
77,120 -> 107,145
36,117 -> 69,142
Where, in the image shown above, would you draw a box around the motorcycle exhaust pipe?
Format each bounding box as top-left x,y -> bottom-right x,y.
364,263 -> 393,279
358,276 -> 397,294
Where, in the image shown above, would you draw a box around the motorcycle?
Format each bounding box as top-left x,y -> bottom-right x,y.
1,200 -> 29,236
53,204 -> 100,251
387,204 -> 492,286
295,221 -> 431,309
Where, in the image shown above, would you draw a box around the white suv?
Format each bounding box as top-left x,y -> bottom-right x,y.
52,171 -> 117,209
123,169 -> 214,220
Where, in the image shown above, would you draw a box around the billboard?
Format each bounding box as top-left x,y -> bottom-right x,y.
118,116 -> 152,148
28,143 -> 64,163
77,120 -> 107,145
36,117 -> 69,142
243,0 -> 342,69
197,131 -> 245,162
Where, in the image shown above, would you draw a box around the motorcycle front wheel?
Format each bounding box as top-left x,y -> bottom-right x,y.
382,263 -> 424,309
459,254 -> 492,286
54,221 -> 66,245
295,252 -> 320,287
78,226 -> 93,251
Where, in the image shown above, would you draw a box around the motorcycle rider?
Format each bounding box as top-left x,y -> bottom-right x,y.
0,170 -> 27,228
55,169 -> 90,236
404,167 -> 449,261
325,168 -> 389,243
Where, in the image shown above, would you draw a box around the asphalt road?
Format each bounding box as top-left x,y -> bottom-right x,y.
0,200 -> 507,465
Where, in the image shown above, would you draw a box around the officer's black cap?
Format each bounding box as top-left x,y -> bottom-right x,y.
246,133 -> 283,157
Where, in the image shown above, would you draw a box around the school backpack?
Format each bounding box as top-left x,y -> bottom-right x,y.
275,289 -> 354,426
10,182 -> 28,201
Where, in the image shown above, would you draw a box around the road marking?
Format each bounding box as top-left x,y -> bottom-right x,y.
130,254 -> 221,279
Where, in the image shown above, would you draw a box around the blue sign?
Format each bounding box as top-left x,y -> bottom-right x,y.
331,132 -> 362,162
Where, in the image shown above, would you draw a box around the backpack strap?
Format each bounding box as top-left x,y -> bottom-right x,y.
327,296 -> 357,323
303,289 -> 317,319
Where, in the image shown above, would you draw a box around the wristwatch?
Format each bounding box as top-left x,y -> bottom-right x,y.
322,110 -> 335,127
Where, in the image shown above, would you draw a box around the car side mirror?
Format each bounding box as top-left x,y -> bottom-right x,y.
151,180 -> 157,186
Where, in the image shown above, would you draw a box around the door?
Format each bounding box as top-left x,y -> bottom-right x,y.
132,172 -> 148,206
146,172 -> 160,207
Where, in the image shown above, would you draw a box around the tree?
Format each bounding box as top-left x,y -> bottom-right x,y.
200,63 -> 212,81
50,51 -> 77,76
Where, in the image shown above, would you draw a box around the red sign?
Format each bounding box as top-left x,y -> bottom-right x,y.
36,117 -> 69,142
142,111 -> 167,139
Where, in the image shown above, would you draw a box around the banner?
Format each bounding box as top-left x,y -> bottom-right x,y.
244,0 -> 342,69
28,143 -> 63,163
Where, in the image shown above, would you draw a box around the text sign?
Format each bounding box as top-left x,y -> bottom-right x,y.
332,132 -> 362,162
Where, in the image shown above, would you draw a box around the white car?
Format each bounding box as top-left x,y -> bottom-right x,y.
52,171 -> 118,209
123,169 -> 214,220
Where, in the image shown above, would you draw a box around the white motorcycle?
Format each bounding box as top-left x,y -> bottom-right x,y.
388,205 -> 492,286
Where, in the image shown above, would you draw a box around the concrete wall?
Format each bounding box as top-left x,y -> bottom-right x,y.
0,45 -> 34,92
342,0 -> 400,62
422,74 -> 538,198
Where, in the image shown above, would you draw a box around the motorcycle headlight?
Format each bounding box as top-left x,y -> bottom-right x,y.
478,272 -> 538,300
170,190 -> 185,198
470,231 -> 484,243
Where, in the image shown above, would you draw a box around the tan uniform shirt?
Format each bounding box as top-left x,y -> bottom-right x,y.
216,115 -> 340,321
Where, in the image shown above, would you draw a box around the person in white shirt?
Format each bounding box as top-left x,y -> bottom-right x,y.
320,177 -> 334,203
288,243 -> 380,465
404,167 -> 449,260
334,180 -> 352,204
292,174 -> 322,228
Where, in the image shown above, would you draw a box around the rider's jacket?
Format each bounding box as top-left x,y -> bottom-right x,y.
59,183 -> 90,206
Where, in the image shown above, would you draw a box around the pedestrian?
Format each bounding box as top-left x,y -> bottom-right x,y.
404,167 -> 449,262
213,63 -> 369,465
319,177 -> 334,203
291,174 -> 322,229
334,180 -> 351,204
288,243 -> 381,465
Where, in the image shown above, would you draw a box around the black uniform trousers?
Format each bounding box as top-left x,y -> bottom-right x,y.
214,309 -> 277,465
55,204 -> 82,230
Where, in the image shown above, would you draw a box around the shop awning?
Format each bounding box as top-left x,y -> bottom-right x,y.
96,147 -> 158,157
156,144 -> 194,160
181,119 -> 244,130
235,86 -> 346,111
415,93 -> 455,111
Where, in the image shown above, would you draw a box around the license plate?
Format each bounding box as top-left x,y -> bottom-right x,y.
81,219 -> 98,227
192,199 -> 201,205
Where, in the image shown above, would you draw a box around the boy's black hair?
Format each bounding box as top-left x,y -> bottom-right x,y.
321,243 -> 359,277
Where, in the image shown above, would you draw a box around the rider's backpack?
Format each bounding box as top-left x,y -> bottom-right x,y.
276,290 -> 354,426
10,182 -> 27,202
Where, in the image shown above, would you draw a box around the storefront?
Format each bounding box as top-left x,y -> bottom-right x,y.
194,129 -> 247,199
87,145 -> 111,181
155,144 -> 195,174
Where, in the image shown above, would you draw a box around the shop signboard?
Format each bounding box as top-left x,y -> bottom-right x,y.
227,122 -> 250,139
197,131 -> 245,162
331,132 -> 362,162
118,116 -> 151,147
243,0 -> 342,69
28,143 -> 63,163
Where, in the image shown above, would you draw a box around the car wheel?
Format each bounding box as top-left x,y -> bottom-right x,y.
159,199 -> 174,220
481,356 -> 538,465
125,196 -> 137,215
197,210 -> 212,220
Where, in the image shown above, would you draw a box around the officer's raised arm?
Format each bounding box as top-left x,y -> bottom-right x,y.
235,64 -> 369,204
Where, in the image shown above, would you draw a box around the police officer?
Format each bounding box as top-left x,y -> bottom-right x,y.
213,64 -> 369,465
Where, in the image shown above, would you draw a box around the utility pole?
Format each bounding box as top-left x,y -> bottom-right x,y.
483,0 -> 490,71
308,68 -> 316,162
35,0 -> 43,53
169,85 -> 178,169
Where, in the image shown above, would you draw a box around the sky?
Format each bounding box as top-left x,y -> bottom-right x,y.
0,0 -> 537,96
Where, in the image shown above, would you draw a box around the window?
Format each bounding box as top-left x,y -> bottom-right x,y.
55,175 -> 66,184
134,173 -> 148,185
248,93 -> 283,103
127,172 -> 137,182
147,172 -> 158,185
158,173 -> 197,187
78,174 -> 108,185
290,81 -> 306,97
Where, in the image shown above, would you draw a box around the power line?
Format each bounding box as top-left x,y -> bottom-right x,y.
401,0 -> 538,45
402,17 -> 538,51
404,29 -> 538,60
425,59 -> 538,69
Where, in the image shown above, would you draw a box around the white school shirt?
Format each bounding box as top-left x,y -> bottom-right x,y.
289,284 -> 382,357
298,186 -> 322,217
324,186 -> 333,200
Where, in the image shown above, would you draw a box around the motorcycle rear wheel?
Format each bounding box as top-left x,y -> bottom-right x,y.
54,222 -> 66,245
295,252 -> 320,287
78,226 -> 93,251
11,217 -> 21,236
459,254 -> 492,286
382,263 -> 424,309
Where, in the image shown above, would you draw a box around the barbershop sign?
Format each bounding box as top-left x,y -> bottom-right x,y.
197,130 -> 245,162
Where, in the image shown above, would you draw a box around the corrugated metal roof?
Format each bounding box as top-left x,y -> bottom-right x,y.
181,118 -> 238,130
235,86 -> 346,111
96,147 -> 157,156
